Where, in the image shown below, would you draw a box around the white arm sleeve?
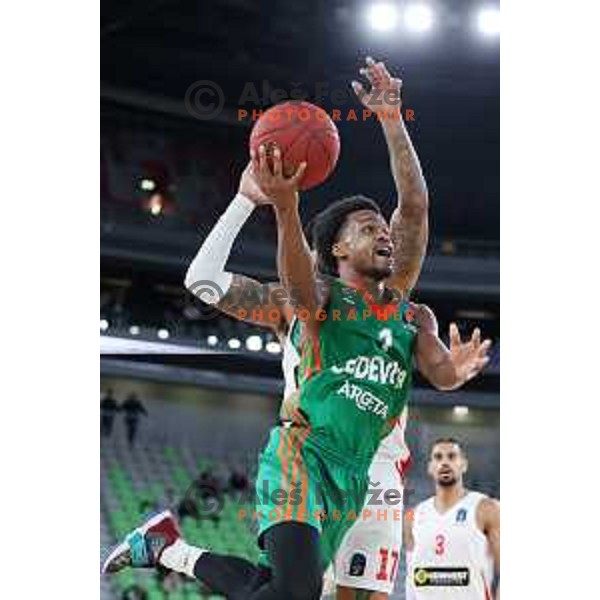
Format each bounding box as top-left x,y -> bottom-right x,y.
184,193 -> 255,304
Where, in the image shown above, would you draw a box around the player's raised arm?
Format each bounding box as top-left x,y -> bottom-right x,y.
251,145 -> 323,332
352,56 -> 429,297
414,304 -> 492,391
184,162 -> 292,335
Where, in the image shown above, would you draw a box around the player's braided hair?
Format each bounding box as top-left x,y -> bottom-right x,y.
310,195 -> 381,276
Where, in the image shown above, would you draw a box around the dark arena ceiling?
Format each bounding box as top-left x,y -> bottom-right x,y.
101,0 -> 499,242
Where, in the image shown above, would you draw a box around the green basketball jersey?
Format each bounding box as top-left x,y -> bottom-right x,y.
286,278 -> 417,468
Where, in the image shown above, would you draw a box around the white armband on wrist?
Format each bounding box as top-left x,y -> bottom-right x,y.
184,193 -> 255,304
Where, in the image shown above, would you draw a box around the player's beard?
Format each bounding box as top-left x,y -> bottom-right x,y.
437,474 -> 458,487
348,249 -> 392,282
363,264 -> 392,281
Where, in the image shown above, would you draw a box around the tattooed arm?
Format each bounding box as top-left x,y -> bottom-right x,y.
214,276 -> 292,335
352,57 -> 429,297
184,162 -> 293,336
251,145 -> 325,336
384,110 -> 429,295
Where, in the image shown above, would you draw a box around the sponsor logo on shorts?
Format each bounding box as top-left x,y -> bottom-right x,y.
413,567 -> 470,587
349,552 -> 367,577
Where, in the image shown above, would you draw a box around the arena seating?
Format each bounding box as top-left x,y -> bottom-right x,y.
100,399 -> 499,600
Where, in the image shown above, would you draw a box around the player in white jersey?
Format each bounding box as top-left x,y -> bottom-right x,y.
405,438 -> 500,600
332,411 -> 411,599
282,317 -> 412,600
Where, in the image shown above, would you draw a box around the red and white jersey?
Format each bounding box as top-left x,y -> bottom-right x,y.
281,317 -> 301,400
374,407 -> 412,474
333,414 -> 410,595
408,492 -> 494,600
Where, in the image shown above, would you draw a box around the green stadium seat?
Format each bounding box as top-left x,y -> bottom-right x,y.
103,444 -> 258,600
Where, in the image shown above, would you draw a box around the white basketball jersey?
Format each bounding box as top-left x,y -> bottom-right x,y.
375,406 -> 411,469
408,492 -> 494,599
281,318 -> 301,401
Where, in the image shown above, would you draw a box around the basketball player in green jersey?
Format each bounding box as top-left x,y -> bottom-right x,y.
102,57 -> 491,600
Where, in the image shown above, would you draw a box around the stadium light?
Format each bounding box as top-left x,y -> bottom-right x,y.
246,335 -> 263,352
453,405 -> 470,418
207,335 -> 219,347
266,340 -> 282,354
476,6 -> 500,36
404,3 -> 434,33
157,328 -> 170,340
227,337 -> 242,350
148,193 -> 163,216
129,325 -> 140,336
366,3 -> 400,33
140,178 -> 156,192
100,319 -> 109,332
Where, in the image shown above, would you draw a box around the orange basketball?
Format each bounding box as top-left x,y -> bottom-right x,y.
249,101 -> 340,191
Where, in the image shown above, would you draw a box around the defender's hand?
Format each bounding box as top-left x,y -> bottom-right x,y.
448,323 -> 492,385
351,56 -> 402,113
251,145 -> 306,209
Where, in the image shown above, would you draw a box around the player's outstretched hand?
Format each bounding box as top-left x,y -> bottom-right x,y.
250,144 -> 307,209
238,162 -> 271,205
351,56 -> 403,112
448,323 -> 492,385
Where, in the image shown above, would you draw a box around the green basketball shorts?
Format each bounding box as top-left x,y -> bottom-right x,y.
252,423 -> 370,568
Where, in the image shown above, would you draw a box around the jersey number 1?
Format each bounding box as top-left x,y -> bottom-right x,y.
379,328 -> 393,351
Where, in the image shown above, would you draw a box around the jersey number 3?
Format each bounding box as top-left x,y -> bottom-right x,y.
435,534 -> 446,555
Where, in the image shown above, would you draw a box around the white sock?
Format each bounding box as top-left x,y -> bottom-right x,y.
159,539 -> 206,579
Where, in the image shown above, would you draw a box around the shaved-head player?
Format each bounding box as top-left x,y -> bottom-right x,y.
405,439 -> 500,599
